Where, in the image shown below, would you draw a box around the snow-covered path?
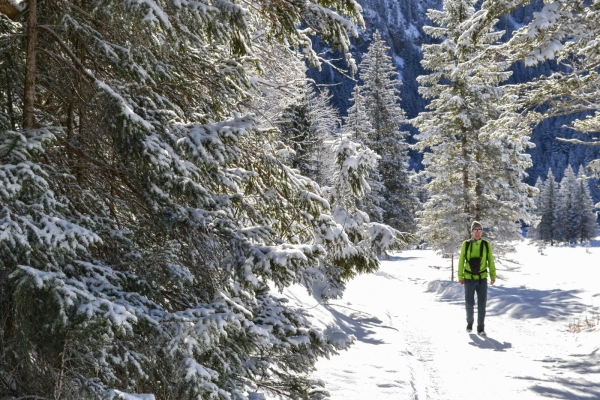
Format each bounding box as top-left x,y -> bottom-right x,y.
285,240 -> 600,399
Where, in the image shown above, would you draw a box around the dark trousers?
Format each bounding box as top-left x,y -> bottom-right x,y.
464,278 -> 488,330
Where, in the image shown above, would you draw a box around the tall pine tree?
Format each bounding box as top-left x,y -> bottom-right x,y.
555,165 -> 579,243
573,169 -> 599,243
534,169 -> 559,245
344,84 -> 384,222
353,30 -> 417,233
462,0 -> 600,194
413,0 -> 535,255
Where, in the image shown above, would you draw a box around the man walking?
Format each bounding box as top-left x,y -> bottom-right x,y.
458,221 -> 496,335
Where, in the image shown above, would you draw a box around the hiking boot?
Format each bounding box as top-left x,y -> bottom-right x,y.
477,326 -> 486,336
466,323 -> 473,333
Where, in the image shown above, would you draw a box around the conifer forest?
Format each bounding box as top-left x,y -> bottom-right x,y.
0,0 -> 599,398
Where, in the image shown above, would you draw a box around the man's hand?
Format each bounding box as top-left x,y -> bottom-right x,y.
490,280 -> 495,285
459,280 -> 464,285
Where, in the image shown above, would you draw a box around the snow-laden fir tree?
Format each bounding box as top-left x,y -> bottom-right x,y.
0,0 -> 410,399
353,30 -> 417,233
532,167 -> 597,245
321,134 -> 409,263
573,170 -> 599,243
533,169 -> 560,245
555,165 -> 579,244
244,32 -> 338,186
278,85 -> 339,185
344,85 -> 375,144
529,176 -> 544,247
413,0 -> 535,256
344,84 -> 385,223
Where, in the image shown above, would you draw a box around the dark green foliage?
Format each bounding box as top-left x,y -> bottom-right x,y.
0,0 -> 408,398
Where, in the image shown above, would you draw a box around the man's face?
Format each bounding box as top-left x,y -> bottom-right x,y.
472,227 -> 483,240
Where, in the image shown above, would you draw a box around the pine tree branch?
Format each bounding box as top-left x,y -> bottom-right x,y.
63,2 -> 107,28
0,134 -> 20,160
52,133 -> 151,214
53,134 -> 119,174
36,25 -> 96,84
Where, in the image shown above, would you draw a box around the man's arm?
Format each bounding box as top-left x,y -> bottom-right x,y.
457,241 -> 466,284
487,241 -> 496,285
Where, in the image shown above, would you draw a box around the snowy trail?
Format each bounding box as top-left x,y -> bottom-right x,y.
284,241 -> 600,400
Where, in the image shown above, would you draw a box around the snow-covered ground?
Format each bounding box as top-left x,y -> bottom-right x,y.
284,238 -> 600,399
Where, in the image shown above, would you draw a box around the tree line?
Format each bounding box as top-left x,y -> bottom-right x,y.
532,166 -> 597,245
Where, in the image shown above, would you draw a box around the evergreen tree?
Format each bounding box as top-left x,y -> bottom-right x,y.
0,1 -> 410,399
345,85 -> 375,144
354,30 -> 417,233
278,85 -> 339,185
573,170 -> 599,243
555,165 -> 579,243
344,84 -> 384,223
413,0 -> 535,255
528,176 -> 543,240
411,170 -> 430,206
322,134 -> 409,260
534,169 -> 559,245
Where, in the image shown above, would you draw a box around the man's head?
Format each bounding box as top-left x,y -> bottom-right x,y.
471,221 -> 483,239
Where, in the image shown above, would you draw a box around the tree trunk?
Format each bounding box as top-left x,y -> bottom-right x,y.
474,152 -> 482,221
461,131 -> 470,234
5,68 -> 15,130
23,0 -> 38,129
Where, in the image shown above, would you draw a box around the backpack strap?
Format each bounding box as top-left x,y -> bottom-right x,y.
465,240 -> 471,259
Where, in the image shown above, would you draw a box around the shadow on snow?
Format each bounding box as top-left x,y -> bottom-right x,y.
427,280 -> 587,321
379,255 -> 423,262
425,279 -> 600,399
486,286 -> 586,321
522,350 -> 600,399
323,304 -> 397,345
467,333 -> 512,352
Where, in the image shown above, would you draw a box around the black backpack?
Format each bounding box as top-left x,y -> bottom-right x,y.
465,239 -> 489,278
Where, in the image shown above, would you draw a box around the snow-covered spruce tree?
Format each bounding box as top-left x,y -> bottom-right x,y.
533,169 -> 560,245
573,169 -> 598,243
354,30 -> 417,233
555,165 -> 579,243
0,0 -> 409,399
528,176 -> 544,240
413,0 -> 535,256
344,85 -> 374,144
343,84 -> 384,223
278,85 -> 340,185
555,165 -> 599,244
321,134 -> 409,262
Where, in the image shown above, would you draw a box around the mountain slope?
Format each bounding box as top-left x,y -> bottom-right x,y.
308,0 -> 600,202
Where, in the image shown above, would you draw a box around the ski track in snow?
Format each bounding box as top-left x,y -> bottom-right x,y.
281,240 -> 600,400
